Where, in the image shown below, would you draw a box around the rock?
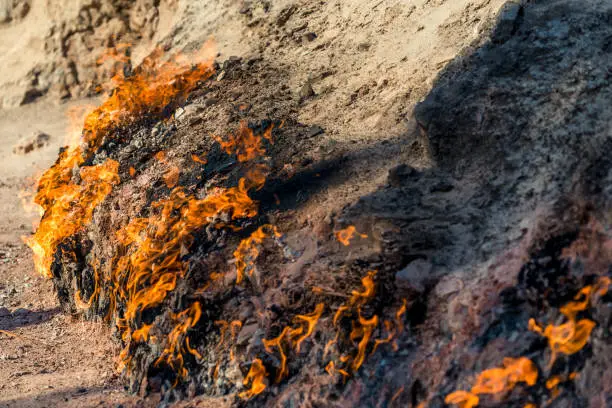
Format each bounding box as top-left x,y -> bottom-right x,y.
276,4 -> 296,27
395,259 -> 434,292
0,307 -> 10,317
387,164 -> 422,187
236,323 -> 258,346
302,32 -> 317,42
13,131 -> 50,155
305,125 -> 324,138
491,2 -> 522,44
357,42 -> 371,51
297,81 -> 315,102
434,277 -> 463,298
12,307 -> 29,316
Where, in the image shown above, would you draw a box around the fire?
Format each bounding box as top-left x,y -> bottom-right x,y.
262,303 -> 325,383
191,154 -> 207,165
234,224 -> 282,284
106,121 -> 276,378
335,225 -> 367,246
155,151 -> 181,188
155,302 -> 202,381
26,44 -> 215,279
25,160 -> 120,278
350,310 -> 379,371
445,357 -> 538,408
529,276 -> 610,366
239,359 -> 268,399
216,121 -> 274,163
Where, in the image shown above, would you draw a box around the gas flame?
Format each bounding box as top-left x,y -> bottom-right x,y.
239,359 -> 268,399
216,121 -> 274,163
529,276 -> 610,367
335,225 -> 367,246
26,43 -> 215,279
155,302 -> 202,381
234,224 -> 282,284
25,160 -> 120,278
262,303 -> 325,383
445,357 -> 538,408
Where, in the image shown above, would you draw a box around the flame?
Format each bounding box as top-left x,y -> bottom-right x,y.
26,44 -> 215,279
293,303 -> 325,352
335,225 -> 367,246
239,359 -> 268,399
154,302 -> 202,380
446,357 -> 538,407
262,303 -> 325,383
234,224 -> 282,284
216,121 -> 274,163
529,277 -> 610,367
445,391 -> 479,408
191,154 -> 207,165
155,151 -> 181,188
25,160 -> 120,278
350,309 -> 379,371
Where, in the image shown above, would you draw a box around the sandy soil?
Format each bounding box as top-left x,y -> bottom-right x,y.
0,0 -> 509,406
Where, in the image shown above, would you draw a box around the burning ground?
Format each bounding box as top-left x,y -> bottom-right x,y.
10,0 -> 612,407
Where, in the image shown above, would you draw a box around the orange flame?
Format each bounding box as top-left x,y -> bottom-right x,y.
27,44 -> 215,279
154,302 -> 202,380
234,224 -> 282,284
239,359 -> 268,399
25,160 -> 120,278
216,122 -> 274,163
529,277 -> 610,367
446,357 -> 538,407
335,225 -> 368,246
262,303 -> 324,383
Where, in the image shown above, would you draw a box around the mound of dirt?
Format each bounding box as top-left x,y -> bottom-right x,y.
9,0 -> 612,407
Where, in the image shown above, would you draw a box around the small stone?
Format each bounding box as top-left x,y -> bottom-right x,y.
434,278 -> 463,298
302,32 -> 317,42
236,323 -> 259,346
298,81 -> 315,101
357,42 -> 371,51
13,131 -> 50,155
12,308 -> 29,316
387,164 -> 422,187
395,259 -> 433,292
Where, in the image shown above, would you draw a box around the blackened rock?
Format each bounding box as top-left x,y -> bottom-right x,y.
491,2 -> 523,44
387,164 -> 422,188
395,259 -> 433,292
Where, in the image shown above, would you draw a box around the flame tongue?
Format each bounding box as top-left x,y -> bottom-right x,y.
27,44 -> 215,279
26,159 -> 120,278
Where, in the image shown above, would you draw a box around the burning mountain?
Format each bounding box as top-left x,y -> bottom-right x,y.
23,1 -> 612,407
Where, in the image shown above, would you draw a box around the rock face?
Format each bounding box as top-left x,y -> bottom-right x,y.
18,0 -> 175,104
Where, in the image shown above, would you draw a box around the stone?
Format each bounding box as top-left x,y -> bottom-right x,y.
236,323 -> 258,346
13,131 -> 50,155
491,2 -> 522,44
395,259 -> 433,292
297,81 -> 315,101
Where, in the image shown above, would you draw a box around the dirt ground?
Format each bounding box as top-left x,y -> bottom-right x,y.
0,0 -> 517,406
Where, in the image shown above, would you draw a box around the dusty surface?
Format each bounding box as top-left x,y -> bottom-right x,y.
3,0 -> 611,407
